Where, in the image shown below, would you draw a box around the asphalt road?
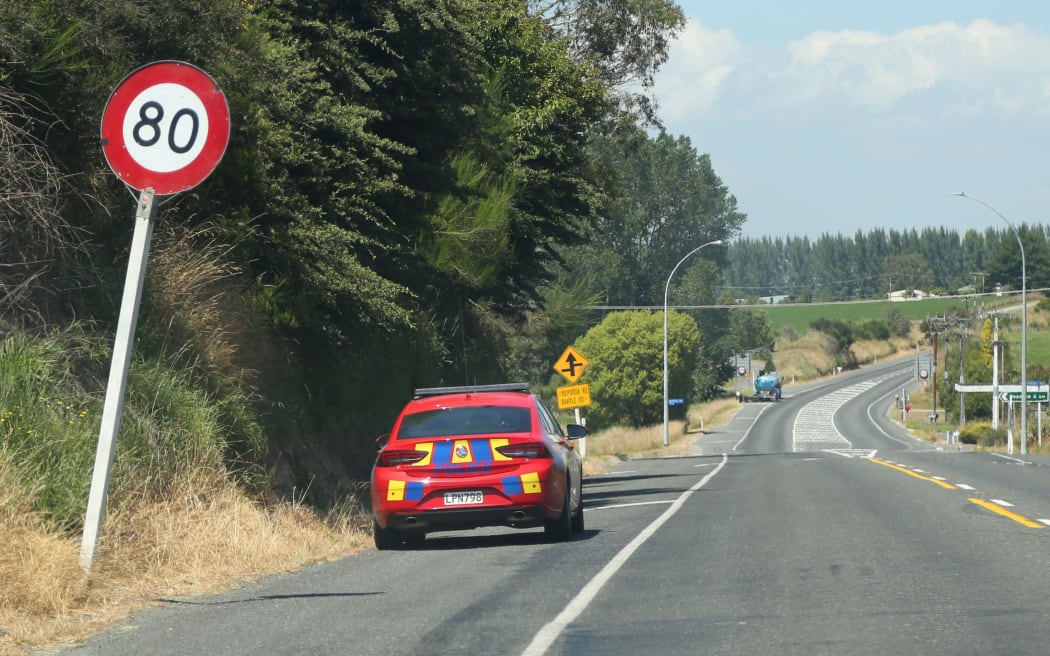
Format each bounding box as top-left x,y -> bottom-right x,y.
61,359 -> 1050,655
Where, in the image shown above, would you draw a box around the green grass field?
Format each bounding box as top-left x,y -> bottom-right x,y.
760,296 -> 1005,335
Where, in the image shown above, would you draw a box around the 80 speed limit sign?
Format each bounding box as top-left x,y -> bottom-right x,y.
101,61 -> 230,195
84,61 -> 231,572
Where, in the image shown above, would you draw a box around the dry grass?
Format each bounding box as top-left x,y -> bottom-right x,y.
147,222 -> 243,376
773,328 -> 921,382
0,465 -> 371,656
773,330 -> 838,380
581,397 -> 743,475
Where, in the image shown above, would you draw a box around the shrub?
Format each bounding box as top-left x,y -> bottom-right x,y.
855,319 -> 891,341
957,421 -> 1006,447
576,310 -> 700,428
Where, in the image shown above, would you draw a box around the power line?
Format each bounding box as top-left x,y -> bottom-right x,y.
581,287 -> 1050,311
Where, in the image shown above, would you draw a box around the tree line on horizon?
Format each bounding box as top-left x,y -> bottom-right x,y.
722,226 -> 1050,303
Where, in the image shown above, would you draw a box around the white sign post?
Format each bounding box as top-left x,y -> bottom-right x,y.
79,189 -> 157,571
80,61 -> 229,572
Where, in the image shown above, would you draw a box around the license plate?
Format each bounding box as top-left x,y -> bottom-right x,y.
444,491 -> 484,506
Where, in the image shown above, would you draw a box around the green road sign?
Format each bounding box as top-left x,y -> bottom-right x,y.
999,391 -> 1049,402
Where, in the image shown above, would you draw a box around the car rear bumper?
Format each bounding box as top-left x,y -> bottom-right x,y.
383,505 -> 549,533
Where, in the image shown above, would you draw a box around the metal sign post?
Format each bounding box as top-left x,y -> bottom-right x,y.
79,189 -> 157,571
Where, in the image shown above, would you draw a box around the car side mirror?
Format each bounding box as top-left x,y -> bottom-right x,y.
375,433 -> 390,450
566,423 -> 588,439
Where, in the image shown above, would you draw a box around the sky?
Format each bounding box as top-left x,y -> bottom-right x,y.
651,1 -> 1050,239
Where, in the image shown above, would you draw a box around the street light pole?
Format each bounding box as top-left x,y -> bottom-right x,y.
951,192 -> 1027,454
664,239 -> 724,447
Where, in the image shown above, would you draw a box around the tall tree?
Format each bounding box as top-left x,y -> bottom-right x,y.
576,127 -> 744,306
528,0 -> 685,126
882,253 -> 934,294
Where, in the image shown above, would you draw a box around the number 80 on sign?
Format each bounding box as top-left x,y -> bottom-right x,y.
101,61 -> 230,195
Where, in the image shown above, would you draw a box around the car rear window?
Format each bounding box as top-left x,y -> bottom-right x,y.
397,406 -> 531,438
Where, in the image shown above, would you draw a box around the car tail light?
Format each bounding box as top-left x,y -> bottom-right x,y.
495,442 -> 550,459
376,449 -> 429,467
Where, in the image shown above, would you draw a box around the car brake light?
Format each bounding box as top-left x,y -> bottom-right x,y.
495,442 -> 549,459
377,449 -> 429,467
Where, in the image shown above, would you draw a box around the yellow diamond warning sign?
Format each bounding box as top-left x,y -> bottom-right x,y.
556,383 -> 591,410
553,346 -> 589,383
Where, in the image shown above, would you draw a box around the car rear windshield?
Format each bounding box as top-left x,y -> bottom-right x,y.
397,406 -> 531,439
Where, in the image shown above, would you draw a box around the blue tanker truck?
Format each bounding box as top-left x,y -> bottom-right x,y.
751,370 -> 783,401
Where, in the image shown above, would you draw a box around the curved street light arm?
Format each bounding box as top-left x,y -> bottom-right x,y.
664,239 -> 724,446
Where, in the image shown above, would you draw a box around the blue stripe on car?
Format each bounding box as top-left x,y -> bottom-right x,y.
502,476 -> 523,495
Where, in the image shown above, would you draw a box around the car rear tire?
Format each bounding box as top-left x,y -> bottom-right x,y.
571,494 -> 584,534
373,520 -> 402,550
544,483 -> 574,542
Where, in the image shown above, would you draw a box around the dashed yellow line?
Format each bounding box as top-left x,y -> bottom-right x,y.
969,498 -> 1046,529
869,458 -> 956,489
868,458 -> 1045,528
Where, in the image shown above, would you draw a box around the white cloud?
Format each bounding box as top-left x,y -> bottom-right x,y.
785,26 -> 944,110
651,19 -> 743,120
655,18 -> 1050,120
783,20 -> 1050,113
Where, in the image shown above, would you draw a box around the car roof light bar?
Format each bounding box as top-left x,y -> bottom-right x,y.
413,383 -> 531,398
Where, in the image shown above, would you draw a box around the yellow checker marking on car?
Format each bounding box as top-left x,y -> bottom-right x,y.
413,442 -> 434,466
521,472 -> 542,494
491,438 -> 512,461
387,479 -> 406,502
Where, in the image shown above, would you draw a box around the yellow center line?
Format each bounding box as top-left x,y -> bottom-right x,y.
869,458 -> 1044,529
969,498 -> 1045,529
869,458 -> 956,489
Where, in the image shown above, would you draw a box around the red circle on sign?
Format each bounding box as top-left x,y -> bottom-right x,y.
100,61 -> 230,195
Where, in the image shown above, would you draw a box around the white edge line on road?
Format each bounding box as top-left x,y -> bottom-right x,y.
586,500 -> 674,512
864,369 -> 923,448
520,452 -> 729,656
992,453 -> 1029,465
732,406 -> 769,452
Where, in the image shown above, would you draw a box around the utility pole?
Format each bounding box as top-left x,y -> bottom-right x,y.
931,327 -> 938,418
992,314 -> 1000,429
958,330 -> 966,425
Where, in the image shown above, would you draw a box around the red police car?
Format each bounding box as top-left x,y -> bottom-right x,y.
370,383 -> 587,549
